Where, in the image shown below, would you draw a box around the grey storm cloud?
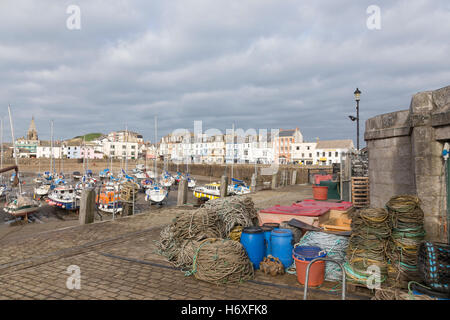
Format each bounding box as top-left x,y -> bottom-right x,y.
0,0 -> 449,144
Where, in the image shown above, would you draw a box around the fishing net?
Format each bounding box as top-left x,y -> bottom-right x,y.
293,231 -> 349,281
372,287 -> 436,300
345,208 -> 391,284
201,196 -> 258,237
189,238 -> 254,285
385,195 -> 425,288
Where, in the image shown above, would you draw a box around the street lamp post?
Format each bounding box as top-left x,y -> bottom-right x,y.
353,88 -> 361,150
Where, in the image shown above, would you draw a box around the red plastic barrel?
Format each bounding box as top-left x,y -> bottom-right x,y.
312,186 -> 328,201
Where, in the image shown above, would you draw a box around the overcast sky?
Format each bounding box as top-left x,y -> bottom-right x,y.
1,0 -> 449,145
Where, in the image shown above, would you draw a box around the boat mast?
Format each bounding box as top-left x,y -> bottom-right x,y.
50,120 -> 54,176
8,105 -> 22,194
82,136 -> 86,173
154,115 -> 157,181
125,123 -> 128,173
231,123 -> 234,180
0,118 -> 3,183
60,138 -> 64,175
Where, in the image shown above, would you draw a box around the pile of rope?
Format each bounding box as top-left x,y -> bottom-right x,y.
291,231 -> 349,281
386,195 -> 425,288
172,208 -> 223,241
156,208 -> 223,266
202,196 -> 258,237
188,238 -> 254,285
156,196 -> 259,285
372,286 -> 436,300
345,208 -> 391,285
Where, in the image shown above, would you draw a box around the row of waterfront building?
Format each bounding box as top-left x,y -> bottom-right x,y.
9,119 -> 354,165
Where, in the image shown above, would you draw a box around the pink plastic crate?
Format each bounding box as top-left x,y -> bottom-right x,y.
260,205 -> 330,217
294,199 -> 353,211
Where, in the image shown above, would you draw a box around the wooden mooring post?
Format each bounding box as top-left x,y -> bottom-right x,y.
79,188 -> 96,225
271,173 -> 277,189
291,170 -> 297,185
220,175 -> 228,198
177,179 -> 188,206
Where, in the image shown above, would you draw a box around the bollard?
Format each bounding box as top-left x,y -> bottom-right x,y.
271,173 -> 277,189
177,179 -> 188,206
220,175 -> 229,198
79,188 -> 96,225
292,170 -> 297,185
251,173 -> 257,192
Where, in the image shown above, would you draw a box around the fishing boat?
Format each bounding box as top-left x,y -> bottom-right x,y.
228,178 -> 251,195
97,183 -> 122,214
4,105 -> 41,218
174,172 -> 183,184
34,181 -> 52,199
186,174 -> 196,188
46,185 -> 79,210
73,171 -> 82,180
0,184 -> 11,198
43,171 -> 53,181
99,169 -> 110,179
4,195 -> 41,217
140,178 -> 155,190
133,170 -> 147,179
160,171 -> 175,188
145,185 -> 168,204
193,183 -> 221,200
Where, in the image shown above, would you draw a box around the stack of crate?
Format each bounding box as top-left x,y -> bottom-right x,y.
351,177 -> 370,208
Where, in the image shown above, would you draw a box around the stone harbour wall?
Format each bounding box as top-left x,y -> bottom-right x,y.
365,85 -> 450,242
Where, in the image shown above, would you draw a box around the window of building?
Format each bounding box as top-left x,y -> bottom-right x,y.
329,152 -> 331,157
296,146 -> 300,150
323,152 -> 325,157
317,152 -> 319,157
335,152 -> 338,157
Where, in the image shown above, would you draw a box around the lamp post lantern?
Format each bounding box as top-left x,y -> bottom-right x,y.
354,88 -> 361,150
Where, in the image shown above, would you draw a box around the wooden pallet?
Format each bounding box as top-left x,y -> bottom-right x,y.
352,177 -> 369,208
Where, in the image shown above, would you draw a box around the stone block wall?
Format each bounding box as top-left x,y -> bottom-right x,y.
365,85 -> 450,242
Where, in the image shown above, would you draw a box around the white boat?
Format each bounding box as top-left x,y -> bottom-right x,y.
188,178 -> 196,188
0,184 -> 11,198
4,195 -> 41,217
34,183 -> 51,198
47,185 -> 79,210
160,172 -> 175,188
228,178 -> 251,195
73,171 -> 82,180
145,170 -> 156,179
145,185 -> 168,204
133,170 -> 147,179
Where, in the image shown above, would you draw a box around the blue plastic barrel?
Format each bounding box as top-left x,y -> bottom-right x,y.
240,226 -> 265,269
271,228 -> 294,268
261,226 -> 274,257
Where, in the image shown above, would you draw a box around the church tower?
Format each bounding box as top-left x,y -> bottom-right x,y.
27,116 -> 38,141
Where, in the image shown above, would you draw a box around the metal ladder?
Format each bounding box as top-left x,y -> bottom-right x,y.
303,258 -> 346,300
